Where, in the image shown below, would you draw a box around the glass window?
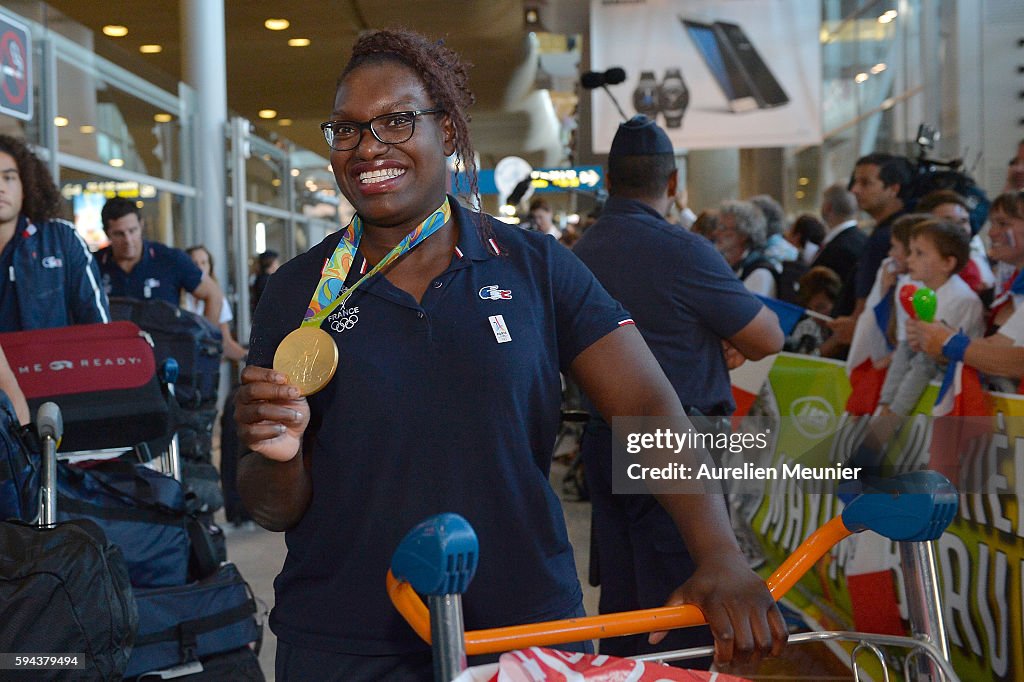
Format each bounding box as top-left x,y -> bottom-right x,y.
245,150 -> 287,210
58,165 -> 192,250
54,56 -> 185,183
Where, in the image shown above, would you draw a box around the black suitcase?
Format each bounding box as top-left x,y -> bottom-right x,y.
0,404 -> 138,681
109,297 -> 223,409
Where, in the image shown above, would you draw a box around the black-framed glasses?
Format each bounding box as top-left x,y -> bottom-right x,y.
320,109 -> 443,151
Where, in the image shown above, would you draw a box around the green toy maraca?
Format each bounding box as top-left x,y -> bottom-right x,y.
912,287 -> 937,322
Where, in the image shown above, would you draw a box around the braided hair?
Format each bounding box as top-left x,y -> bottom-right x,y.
340,29 -> 480,213
0,134 -> 64,225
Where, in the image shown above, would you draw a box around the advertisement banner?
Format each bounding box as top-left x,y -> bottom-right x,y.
589,0 -> 821,151
748,354 -> 1024,681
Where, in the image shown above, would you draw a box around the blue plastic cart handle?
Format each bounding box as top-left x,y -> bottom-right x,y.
391,513 -> 479,596
841,470 -> 958,541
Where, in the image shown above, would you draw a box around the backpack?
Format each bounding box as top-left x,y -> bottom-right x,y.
0,518 -> 138,680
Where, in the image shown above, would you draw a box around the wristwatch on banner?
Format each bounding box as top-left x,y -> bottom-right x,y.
659,68 -> 689,129
632,70 -> 660,119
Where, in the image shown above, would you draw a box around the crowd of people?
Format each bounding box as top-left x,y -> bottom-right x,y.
548,141 -> 1024,405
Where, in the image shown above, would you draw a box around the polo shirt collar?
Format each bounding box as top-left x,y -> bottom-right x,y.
450,196 -> 496,262
346,196 -> 492,281
602,196 -> 664,222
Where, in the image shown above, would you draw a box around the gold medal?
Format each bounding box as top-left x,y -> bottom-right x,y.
273,326 -> 339,396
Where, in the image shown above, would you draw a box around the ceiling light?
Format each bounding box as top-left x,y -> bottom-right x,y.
290,168 -> 300,177
795,190 -> 806,199
870,62 -> 887,74
109,158 -> 125,167
287,38 -> 310,47
271,178 -> 282,187
878,10 -> 898,24
854,72 -> 869,84
258,109 -> 277,119
139,44 -> 162,54
278,118 -> 293,126
53,116 -> 69,127
154,113 -> 173,123
102,25 -> 128,37
80,125 -> 96,134
135,201 -> 144,208
798,177 -> 809,186
264,18 -> 290,31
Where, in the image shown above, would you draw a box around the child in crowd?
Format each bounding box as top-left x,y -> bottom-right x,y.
846,214 -> 927,382
851,218 -> 984,472
785,266 -> 841,354
877,219 -> 985,417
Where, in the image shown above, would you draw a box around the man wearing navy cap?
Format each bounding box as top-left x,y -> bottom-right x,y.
574,115 -> 784,663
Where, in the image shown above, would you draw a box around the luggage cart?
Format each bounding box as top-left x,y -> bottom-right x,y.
388,471 -> 961,682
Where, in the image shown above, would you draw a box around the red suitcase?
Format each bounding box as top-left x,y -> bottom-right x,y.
0,321 -> 170,452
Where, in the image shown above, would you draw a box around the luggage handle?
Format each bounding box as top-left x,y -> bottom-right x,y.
37,402 -> 62,527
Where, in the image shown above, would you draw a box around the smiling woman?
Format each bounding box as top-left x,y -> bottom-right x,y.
235,28 -> 786,682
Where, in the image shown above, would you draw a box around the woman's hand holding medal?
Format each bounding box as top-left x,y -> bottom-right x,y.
236,365 -> 311,462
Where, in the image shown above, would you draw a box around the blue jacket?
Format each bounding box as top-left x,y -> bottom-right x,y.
5,215 -> 110,330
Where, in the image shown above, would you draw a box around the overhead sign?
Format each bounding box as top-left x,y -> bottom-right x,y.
0,10 -> 31,121
453,166 -> 605,196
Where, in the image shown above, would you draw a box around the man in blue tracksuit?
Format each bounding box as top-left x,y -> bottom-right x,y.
0,135 -> 109,331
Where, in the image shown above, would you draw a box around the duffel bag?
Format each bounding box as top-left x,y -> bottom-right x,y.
0,321 -> 169,452
57,460 -> 191,588
109,297 -> 223,409
0,518 -> 137,680
126,563 -> 262,679
0,391 -> 38,521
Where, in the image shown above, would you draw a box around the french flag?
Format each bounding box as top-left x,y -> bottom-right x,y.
929,360 -> 991,487
730,354 -> 777,421
845,291 -> 893,415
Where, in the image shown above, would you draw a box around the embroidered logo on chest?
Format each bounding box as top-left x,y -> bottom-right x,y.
479,284 -> 512,300
41,256 -> 63,269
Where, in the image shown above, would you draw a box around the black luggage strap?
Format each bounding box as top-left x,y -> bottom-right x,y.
57,496 -> 185,526
135,600 -> 257,649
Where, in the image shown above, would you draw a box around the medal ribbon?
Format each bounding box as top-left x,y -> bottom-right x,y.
301,197 -> 451,326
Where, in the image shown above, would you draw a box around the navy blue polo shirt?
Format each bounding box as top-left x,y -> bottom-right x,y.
574,197 -> 762,415
97,240 -> 203,304
247,199 -> 631,655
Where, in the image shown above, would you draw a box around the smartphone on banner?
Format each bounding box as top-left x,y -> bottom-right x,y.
681,18 -> 759,113
712,20 -> 789,109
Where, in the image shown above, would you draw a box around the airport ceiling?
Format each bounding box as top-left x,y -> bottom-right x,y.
44,0 -> 587,167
